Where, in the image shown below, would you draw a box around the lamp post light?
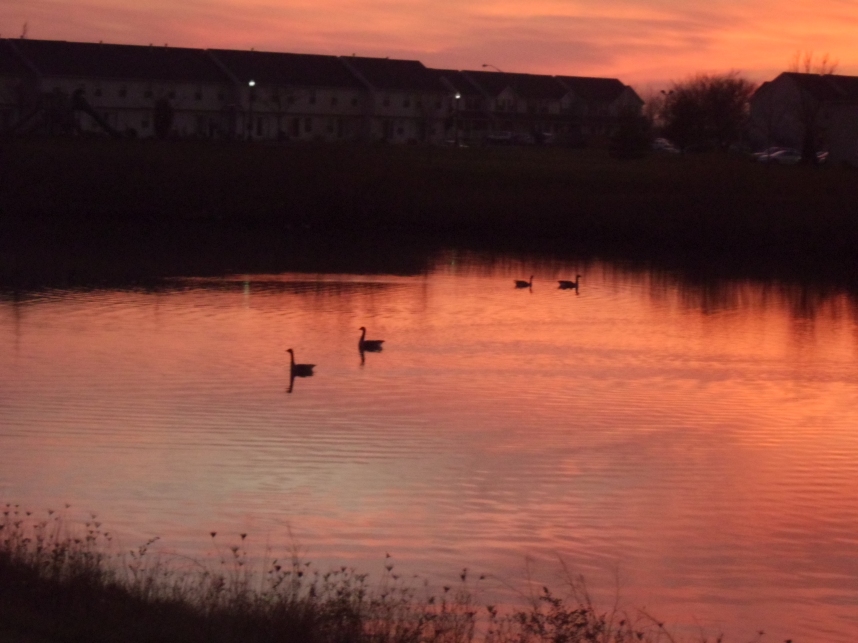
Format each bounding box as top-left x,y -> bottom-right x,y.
247,79 -> 256,140
454,91 -> 461,147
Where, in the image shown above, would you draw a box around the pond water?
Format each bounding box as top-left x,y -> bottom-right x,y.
1,253 -> 857,642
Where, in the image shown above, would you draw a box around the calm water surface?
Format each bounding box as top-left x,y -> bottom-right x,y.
1,255 -> 857,642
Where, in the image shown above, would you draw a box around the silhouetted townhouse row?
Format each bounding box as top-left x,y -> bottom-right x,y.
0,37 -> 643,144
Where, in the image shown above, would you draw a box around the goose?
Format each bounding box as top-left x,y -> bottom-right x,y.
358,327 -> 384,352
514,275 -> 534,288
558,275 -> 581,289
286,349 -> 315,377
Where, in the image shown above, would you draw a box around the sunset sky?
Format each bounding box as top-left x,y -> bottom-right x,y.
2,0 -> 857,91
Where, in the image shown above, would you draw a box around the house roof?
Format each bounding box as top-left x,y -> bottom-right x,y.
6,39 -> 230,83
462,70 -> 568,100
555,76 -> 631,102
208,49 -> 364,89
429,69 -> 481,97
1,37 -> 643,108
0,40 -> 33,77
754,80 -> 771,93
340,57 -> 445,92
780,72 -> 858,102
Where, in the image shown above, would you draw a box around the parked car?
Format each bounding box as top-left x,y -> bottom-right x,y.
754,147 -> 829,164
755,147 -> 801,164
651,137 -> 680,154
485,131 -> 514,145
753,146 -> 790,161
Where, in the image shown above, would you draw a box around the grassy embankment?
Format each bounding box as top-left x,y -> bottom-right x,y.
0,506 -> 680,643
1,138 -> 857,283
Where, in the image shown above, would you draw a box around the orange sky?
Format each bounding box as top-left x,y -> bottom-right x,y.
2,0 -> 858,91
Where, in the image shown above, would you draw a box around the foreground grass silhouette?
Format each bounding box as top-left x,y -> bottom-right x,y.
0,505 -> 691,643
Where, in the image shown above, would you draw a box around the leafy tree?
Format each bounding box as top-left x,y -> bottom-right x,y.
661,72 -> 756,150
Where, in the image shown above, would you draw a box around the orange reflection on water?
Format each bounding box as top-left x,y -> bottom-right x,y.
1,261 -> 857,642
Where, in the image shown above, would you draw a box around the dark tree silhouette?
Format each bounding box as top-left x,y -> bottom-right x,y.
661,72 -> 756,150
750,81 -> 790,151
609,111 -> 651,159
153,98 -> 174,139
786,52 -> 839,163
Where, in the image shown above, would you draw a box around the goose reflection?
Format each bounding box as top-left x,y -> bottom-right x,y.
514,275 -> 533,289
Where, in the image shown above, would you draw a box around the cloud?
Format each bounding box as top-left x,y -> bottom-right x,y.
2,0 -> 857,84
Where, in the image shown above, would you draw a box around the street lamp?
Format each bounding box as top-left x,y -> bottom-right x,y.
247,79 -> 256,139
454,91 -> 461,146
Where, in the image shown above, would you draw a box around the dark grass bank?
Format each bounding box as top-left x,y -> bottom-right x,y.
2,138 -> 858,284
0,506 -> 684,643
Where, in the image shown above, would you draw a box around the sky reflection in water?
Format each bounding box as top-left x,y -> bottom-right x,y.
1,256 -> 857,642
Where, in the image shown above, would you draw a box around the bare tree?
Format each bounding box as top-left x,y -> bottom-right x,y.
637,87 -> 667,131
784,52 -> 839,162
793,87 -> 821,162
788,51 -> 839,75
753,83 -> 791,151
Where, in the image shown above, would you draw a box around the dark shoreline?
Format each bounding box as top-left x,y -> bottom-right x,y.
2,138 -> 858,292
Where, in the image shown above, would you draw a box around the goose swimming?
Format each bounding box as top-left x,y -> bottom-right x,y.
286,349 -> 315,377
558,275 -> 581,289
358,327 -> 384,352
